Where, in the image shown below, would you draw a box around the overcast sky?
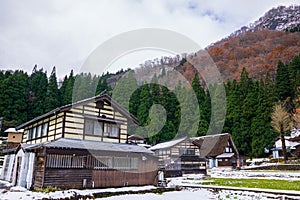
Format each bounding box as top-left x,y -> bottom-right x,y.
0,0 -> 299,79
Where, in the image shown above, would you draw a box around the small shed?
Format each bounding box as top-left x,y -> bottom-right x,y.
4,128 -> 24,149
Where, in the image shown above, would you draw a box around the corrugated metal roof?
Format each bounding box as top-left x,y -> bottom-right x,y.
149,137 -> 187,151
26,138 -> 154,154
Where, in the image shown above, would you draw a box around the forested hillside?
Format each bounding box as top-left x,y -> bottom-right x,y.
207,30 -> 300,81
1,55 -> 300,158
0,65 -> 113,132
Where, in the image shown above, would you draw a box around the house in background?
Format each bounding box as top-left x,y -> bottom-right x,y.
4,128 -> 24,149
272,136 -> 300,159
127,134 -> 145,145
127,134 -> 151,148
1,92 -> 158,189
192,133 -> 240,169
149,137 -> 206,177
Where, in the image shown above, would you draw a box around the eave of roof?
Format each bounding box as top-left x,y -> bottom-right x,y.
216,152 -> 235,158
289,136 -> 300,142
4,128 -> 23,133
149,137 -> 188,151
25,138 -> 154,154
16,92 -> 140,129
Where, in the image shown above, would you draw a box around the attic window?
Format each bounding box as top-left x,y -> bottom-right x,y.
224,147 -> 233,153
96,101 -> 104,109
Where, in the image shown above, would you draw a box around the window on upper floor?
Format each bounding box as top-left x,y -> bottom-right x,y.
224,141 -> 233,153
36,125 -> 41,138
41,123 -> 48,136
84,119 -> 103,136
104,123 -> 119,138
84,118 -> 119,138
27,122 -> 49,140
179,149 -> 195,155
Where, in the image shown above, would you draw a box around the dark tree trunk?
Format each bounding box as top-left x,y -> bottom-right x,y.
280,131 -> 288,164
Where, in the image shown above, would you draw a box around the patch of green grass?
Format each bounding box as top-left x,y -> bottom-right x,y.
34,186 -> 61,193
203,178 -> 300,191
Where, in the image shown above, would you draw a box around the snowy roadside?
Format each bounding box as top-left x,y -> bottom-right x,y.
97,188 -> 300,200
2,169 -> 300,200
0,185 -> 157,200
208,168 -> 300,180
4,185 -> 298,200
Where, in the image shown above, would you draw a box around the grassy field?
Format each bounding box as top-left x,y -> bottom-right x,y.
202,178 -> 300,191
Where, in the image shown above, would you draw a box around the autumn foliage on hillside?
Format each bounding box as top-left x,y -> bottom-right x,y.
206,30 -> 300,81
175,30 -> 300,82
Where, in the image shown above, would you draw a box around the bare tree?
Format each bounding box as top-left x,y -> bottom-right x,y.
271,103 -> 291,163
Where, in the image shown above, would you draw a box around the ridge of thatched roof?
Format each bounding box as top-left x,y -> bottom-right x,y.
192,133 -> 239,158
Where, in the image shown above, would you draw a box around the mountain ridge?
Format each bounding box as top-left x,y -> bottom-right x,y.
232,5 -> 300,36
134,5 -> 300,83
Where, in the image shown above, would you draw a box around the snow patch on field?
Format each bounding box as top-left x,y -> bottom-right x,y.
0,185 -> 156,200
1,169 -> 300,199
98,189 -> 212,200
208,168 -> 300,180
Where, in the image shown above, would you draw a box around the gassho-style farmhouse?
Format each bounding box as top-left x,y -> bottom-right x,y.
1,92 -> 240,189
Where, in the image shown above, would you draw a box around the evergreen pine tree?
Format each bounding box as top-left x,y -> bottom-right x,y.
45,67 -> 60,112
0,71 -> 28,130
275,60 -> 293,101
27,66 -> 48,119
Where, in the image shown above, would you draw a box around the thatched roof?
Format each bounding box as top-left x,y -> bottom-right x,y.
192,133 -> 239,158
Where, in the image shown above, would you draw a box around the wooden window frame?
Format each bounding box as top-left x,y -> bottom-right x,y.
26,122 -> 49,142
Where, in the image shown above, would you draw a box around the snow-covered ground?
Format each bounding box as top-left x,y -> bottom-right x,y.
208,168 -> 300,180
0,185 -> 157,200
100,189 -> 213,200
3,186 -> 298,200
1,169 -> 300,199
99,188 -> 300,200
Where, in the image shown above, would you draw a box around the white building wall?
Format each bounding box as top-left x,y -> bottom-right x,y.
18,152 -> 29,187
273,150 -> 279,159
0,155 -> 8,179
6,154 -> 15,182
12,150 -> 24,186
26,153 -> 35,189
208,158 -> 218,168
1,151 -> 35,189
